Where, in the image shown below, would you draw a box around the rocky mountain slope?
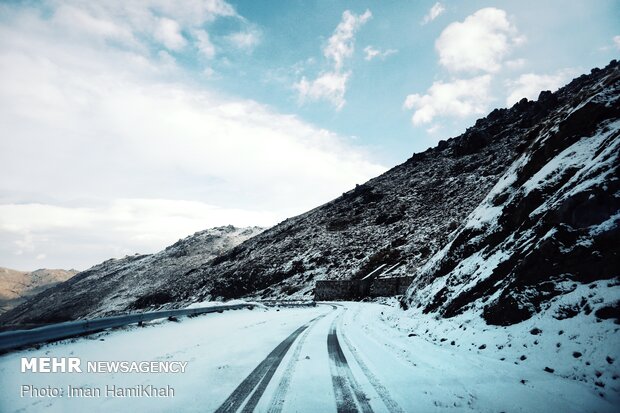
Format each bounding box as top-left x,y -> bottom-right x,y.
395,62 -> 619,399
0,226 -> 262,327
1,61 -> 618,330
0,267 -> 78,314
177,61 -> 619,307
403,62 -> 620,326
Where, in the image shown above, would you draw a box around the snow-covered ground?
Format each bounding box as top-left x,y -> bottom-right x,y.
0,303 -> 617,412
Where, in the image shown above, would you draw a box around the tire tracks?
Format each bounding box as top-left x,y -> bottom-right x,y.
266,304 -> 338,413
266,320 -> 315,413
215,312 -> 327,413
340,321 -> 404,413
327,312 -> 373,413
216,304 -> 398,413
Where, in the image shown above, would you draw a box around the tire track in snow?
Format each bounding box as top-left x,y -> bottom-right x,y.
215,312 -> 328,413
327,311 -> 373,413
340,323 -> 404,413
267,303 -> 339,412
265,319 -> 316,413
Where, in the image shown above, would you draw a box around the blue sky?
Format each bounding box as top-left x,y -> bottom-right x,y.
0,0 -> 618,270
181,0 -> 620,164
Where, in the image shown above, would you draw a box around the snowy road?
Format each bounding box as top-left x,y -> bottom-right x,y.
0,303 -> 616,412
215,304 -> 403,413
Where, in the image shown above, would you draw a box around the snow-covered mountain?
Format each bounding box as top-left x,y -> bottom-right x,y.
403,63 -> 620,326
394,62 -> 620,398
0,226 -> 263,327
177,61 -> 620,307
0,267 -> 78,314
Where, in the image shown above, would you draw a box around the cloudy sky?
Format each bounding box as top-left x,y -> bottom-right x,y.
1,0 -> 618,270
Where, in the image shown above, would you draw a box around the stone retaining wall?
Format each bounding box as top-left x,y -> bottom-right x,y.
314,276 -> 413,300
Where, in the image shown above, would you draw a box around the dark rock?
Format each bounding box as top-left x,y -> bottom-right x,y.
594,302 -> 620,323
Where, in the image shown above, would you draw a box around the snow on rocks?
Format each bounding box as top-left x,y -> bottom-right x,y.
403,61 -> 620,328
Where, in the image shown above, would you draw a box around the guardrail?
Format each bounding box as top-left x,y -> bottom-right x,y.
258,300 -> 316,308
0,303 -> 254,353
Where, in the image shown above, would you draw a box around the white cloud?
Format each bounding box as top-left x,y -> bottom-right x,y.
155,17 -> 187,50
403,75 -> 492,125
0,201 -> 277,237
422,2 -> 445,25
37,0 -> 242,59
203,67 -> 216,78
194,29 -> 216,58
324,10 -> 372,70
436,8 -> 524,73
505,69 -> 576,106
0,200 -> 279,269
363,46 -> 397,61
406,7 -> 528,130
53,4 -> 138,46
505,58 -> 526,70
13,233 -> 34,256
614,35 -> 620,50
78,0 -> 238,29
296,71 -> 350,110
157,50 -> 178,68
226,28 -> 261,50
296,9 -> 371,110
173,0 -> 238,22
0,3 -> 386,270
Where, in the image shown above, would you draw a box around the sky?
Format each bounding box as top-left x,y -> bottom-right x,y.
0,0 -> 618,271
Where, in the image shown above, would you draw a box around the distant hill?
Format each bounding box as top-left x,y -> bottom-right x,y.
0,267 -> 78,314
0,226 -> 263,327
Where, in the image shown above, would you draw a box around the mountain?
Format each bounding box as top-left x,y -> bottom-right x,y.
177,61 -> 620,308
0,267 -> 78,314
394,63 -> 619,399
0,226 -> 263,328
403,63 -> 620,326
1,60 -> 618,330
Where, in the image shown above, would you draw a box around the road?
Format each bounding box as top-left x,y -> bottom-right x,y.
0,302 -> 614,412
215,304 -> 405,413
209,303 -> 616,413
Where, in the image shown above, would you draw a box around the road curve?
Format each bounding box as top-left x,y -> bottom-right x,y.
2,302 -> 614,413
215,304 -> 404,413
